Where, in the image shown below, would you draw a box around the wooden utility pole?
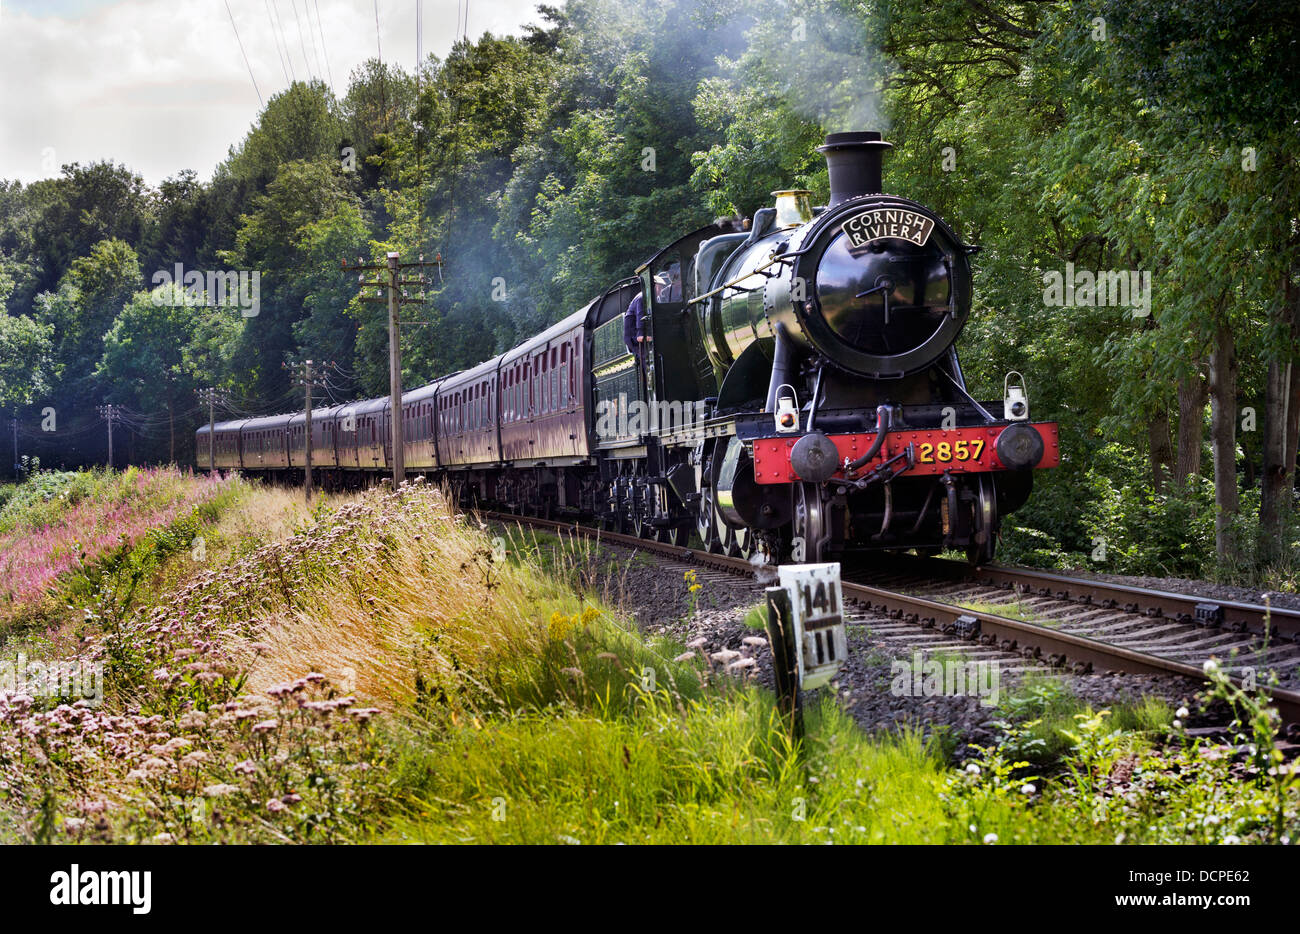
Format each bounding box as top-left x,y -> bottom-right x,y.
305,363 -> 314,498
342,251 -> 441,488
197,387 -> 228,472
284,361 -> 328,500
386,254 -> 404,485
96,404 -> 119,468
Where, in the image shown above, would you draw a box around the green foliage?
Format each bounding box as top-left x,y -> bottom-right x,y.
0,312 -> 52,411
0,0 -> 1295,586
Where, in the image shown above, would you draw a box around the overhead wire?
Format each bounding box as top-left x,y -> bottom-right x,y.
292,0 -> 312,79
312,0 -> 335,93
264,0 -> 291,84
271,0 -> 297,83
374,0 -> 388,133
224,0 -> 264,107
301,0 -> 324,83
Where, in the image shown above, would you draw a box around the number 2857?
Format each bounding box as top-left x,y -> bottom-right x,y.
918,438 -> 985,464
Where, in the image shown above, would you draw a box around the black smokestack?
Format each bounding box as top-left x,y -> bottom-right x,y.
818,131 -> 893,206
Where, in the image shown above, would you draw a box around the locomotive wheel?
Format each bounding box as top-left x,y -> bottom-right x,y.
699,486 -> 726,554
966,475 -> 998,566
726,525 -> 752,559
792,482 -> 830,564
716,516 -> 738,555
631,482 -> 653,539
662,521 -> 691,547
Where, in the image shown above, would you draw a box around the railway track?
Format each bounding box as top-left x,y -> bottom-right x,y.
481,510 -> 1300,724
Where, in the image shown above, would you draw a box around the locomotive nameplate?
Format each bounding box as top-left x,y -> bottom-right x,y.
841,208 -> 935,253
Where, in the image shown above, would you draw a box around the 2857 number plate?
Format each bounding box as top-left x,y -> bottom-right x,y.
918,438 -> 985,464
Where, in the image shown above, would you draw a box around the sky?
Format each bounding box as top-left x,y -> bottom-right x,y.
0,0 -> 547,186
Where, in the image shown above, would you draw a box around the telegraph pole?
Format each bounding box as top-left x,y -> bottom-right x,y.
342,251 -> 441,487
96,404 -> 119,468
385,254 -> 404,486
197,387 -> 228,473
10,416 -> 17,479
284,361 -> 328,500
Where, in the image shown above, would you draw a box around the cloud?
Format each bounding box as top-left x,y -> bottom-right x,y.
0,0 -> 543,186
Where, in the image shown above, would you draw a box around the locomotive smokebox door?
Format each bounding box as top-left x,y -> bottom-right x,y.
777,563 -> 847,690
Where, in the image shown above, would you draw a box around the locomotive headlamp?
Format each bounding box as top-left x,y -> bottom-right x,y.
774,385 -> 800,433
1004,371 -> 1030,421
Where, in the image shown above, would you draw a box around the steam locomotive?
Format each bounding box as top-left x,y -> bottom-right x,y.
197,131 -> 1059,564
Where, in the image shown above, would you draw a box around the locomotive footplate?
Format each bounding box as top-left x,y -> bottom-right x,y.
751,422 -> 1060,484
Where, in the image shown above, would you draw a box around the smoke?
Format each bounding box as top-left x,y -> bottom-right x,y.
746,2 -> 888,133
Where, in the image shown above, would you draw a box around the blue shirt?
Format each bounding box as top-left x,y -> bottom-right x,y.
623,292 -> 647,352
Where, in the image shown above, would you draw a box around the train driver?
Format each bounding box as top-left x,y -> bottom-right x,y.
623,274 -> 669,367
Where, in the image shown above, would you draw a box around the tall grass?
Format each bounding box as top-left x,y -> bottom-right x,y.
0,472 -> 1293,844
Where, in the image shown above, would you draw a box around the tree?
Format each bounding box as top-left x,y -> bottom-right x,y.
220,159 -> 363,402
96,286 -> 239,462
32,238 -> 141,409
0,314 -> 52,415
25,162 -> 150,297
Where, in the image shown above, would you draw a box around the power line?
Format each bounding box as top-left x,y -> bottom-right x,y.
224,0 -> 264,107
342,251 -> 442,487
313,0 -> 334,93
271,0 -> 297,83
96,404 -> 122,468
292,0 -> 312,80
374,0 -> 388,132
264,0 -> 291,84
301,0 -> 323,83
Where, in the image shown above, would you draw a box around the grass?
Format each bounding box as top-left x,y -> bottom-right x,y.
0,469 -> 1293,845
954,598 -> 1040,623
992,675 -> 1174,768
